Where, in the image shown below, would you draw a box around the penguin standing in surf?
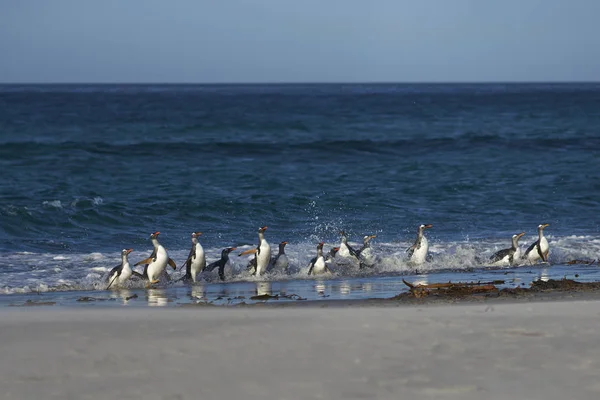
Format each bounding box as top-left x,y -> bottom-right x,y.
337,231 -> 359,259
269,241 -> 289,273
106,248 -> 134,290
307,242 -> 332,276
357,234 -> 377,268
204,247 -> 237,281
523,223 -> 550,264
407,224 -> 433,265
179,231 -> 206,283
490,232 -> 525,266
238,226 -> 271,276
134,231 -> 177,286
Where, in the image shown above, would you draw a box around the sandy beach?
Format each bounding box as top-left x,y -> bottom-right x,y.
2,298 -> 600,400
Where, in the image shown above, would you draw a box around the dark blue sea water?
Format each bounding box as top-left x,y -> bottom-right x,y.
1,83 -> 599,304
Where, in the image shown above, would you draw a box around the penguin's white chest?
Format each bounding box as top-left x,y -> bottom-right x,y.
190,244 -> 206,280
147,246 -> 168,281
338,242 -> 350,257
274,254 -> 289,270
539,237 -> 549,257
411,237 -> 429,265
360,247 -> 375,264
527,237 -> 549,262
119,262 -> 132,283
256,241 -> 271,275
312,256 -> 327,274
512,248 -> 521,264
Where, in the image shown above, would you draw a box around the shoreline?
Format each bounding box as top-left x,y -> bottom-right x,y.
5,278 -> 600,309
3,296 -> 600,399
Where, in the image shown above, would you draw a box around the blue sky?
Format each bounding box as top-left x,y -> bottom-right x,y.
1,0 -> 599,83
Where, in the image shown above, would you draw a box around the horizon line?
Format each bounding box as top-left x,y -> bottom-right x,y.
1,80 -> 599,85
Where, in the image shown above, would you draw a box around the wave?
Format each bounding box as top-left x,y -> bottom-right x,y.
1,235 -> 598,295
2,135 -> 599,158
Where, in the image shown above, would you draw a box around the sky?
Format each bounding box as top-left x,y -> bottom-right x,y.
0,0 -> 599,83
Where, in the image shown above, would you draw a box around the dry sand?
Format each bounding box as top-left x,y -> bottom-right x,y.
2,299 -> 600,400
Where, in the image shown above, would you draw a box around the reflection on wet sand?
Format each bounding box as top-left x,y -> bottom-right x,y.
255,281 -> 272,296
538,268 -> 550,282
106,288 -> 138,305
147,288 -> 169,307
190,284 -> 207,301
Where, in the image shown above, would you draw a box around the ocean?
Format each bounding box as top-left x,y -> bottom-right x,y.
1,83 -> 599,306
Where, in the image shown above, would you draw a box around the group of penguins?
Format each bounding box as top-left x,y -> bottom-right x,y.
105,223 -> 551,290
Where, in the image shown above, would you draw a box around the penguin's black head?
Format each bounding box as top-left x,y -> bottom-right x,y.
150,231 -> 160,239
121,248 -> 133,256
279,241 -> 288,249
258,226 -> 268,233
223,247 -> 236,257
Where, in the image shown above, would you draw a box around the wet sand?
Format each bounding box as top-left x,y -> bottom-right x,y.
3,296 -> 600,399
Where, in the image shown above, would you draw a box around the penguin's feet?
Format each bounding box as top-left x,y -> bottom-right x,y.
145,280 -> 160,288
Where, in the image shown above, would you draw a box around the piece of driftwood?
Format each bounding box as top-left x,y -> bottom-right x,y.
566,259 -> 596,265
402,279 -> 500,298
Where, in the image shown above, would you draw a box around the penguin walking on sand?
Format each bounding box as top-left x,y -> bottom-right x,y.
106,248 -> 134,290
204,247 -> 237,281
523,223 -> 550,264
490,232 -> 525,266
134,232 -> 177,286
179,232 -> 206,283
307,242 -> 332,276
407,224 -> 433,265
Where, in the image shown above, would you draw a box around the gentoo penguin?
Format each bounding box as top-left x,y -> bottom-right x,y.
407,224 -> 433,265
338,231 -> 359,258
204,247 -> 236,281
179,232 -> 206,283
239,226 -> 271,276
357,234 -> 377,268
325,247 -> 340,262
269,241 -> 289,273
106,248 -> 134,290
490,232 -> 525,266
523,223 -> 550,263
134,231 -> 176,285
307,242 -> 331,275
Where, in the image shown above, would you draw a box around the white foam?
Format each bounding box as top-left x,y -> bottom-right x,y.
42,200 -> 63,209
1,235 -> 599,294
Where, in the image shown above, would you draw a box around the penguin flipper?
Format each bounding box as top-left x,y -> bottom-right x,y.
105,264 -> 121,283
406,245 -> 416,258
106,274 -> 120,290
205,260 -> 220,272
180,246 -> 195,271
168,258 -> 177,270
131,271 -> 147,280
524,241 -> 537,258
135,257 -> 154,266
307,256 -> 317,275
347,244 -> 359,259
